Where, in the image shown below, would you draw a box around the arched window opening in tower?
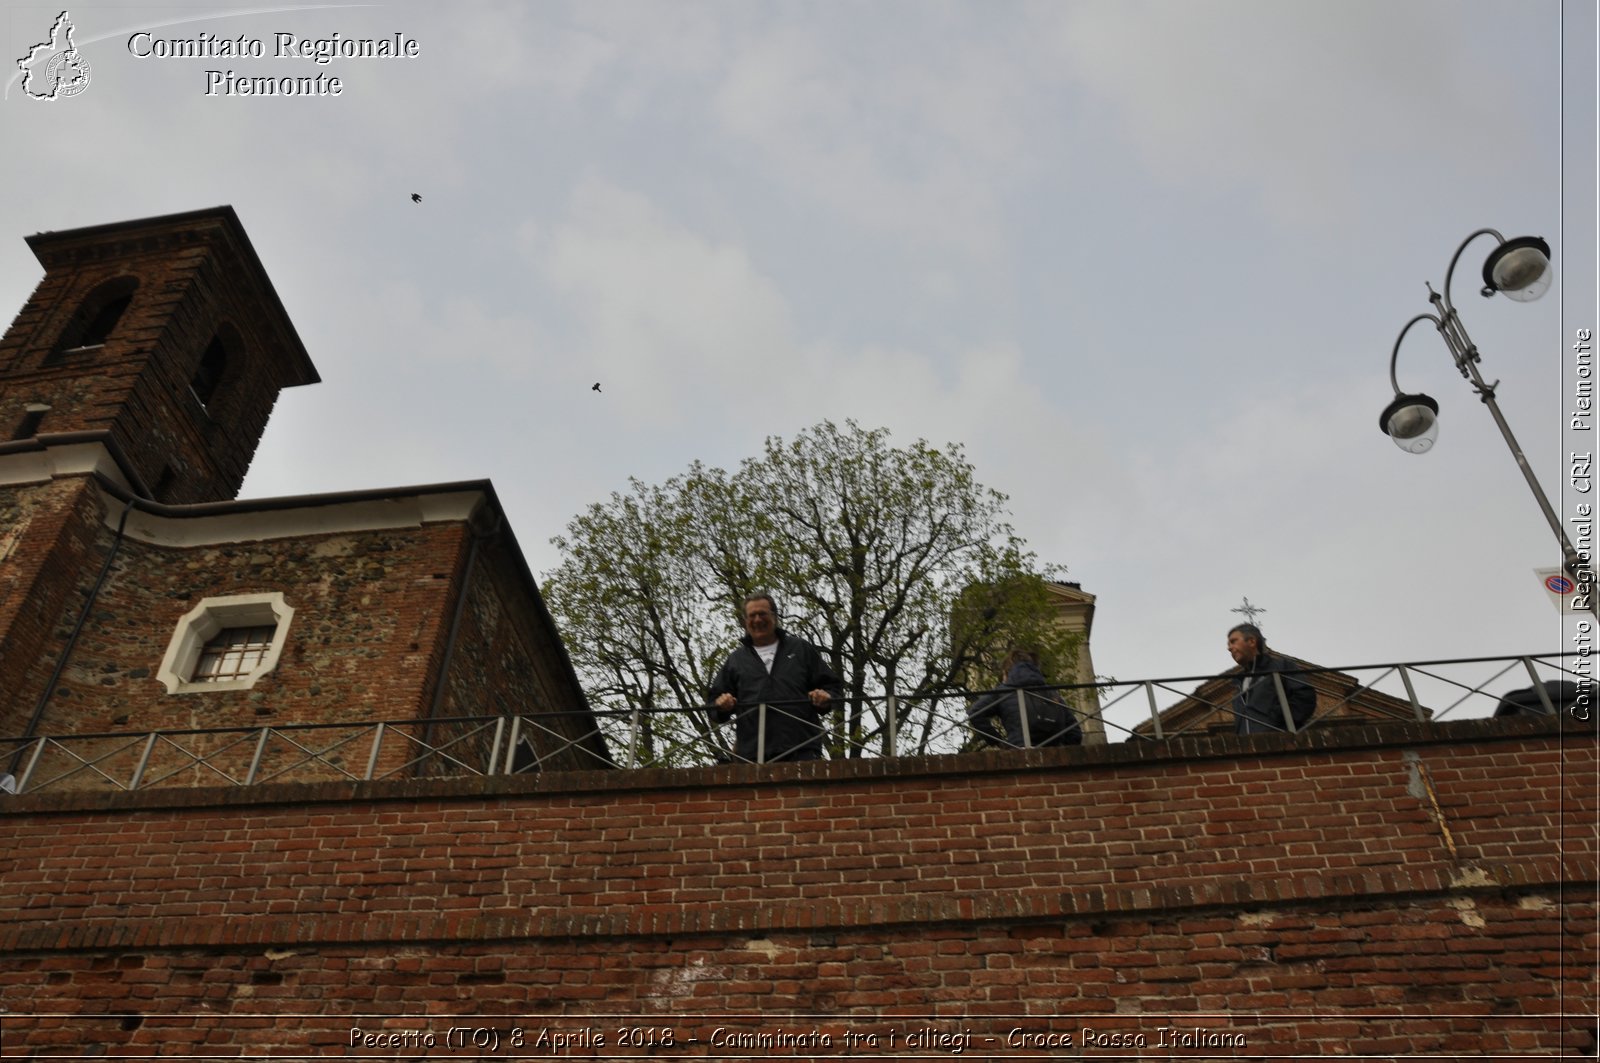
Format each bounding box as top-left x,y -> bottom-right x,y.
45,277 -> 138,365
190,336 -> 229,411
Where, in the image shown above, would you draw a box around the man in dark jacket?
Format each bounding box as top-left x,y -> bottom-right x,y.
708,594 -> 843,763
1227,623 -> 1316,735
967,648 -> 1082,749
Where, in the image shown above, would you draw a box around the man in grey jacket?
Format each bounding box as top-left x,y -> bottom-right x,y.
1227,623 -> 1317,735
709,594 -> 842,762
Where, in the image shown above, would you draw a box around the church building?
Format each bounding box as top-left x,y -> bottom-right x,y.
0,207 -> 608,791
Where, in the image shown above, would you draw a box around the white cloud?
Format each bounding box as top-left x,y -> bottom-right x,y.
1046,0 -> 1545,226
707,14 -> 1050,262
536,178 -> 800,426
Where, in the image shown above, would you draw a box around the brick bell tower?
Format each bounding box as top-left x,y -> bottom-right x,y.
0,206 -> 318,502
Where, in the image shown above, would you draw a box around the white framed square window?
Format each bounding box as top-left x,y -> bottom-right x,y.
157,592 -> 295,694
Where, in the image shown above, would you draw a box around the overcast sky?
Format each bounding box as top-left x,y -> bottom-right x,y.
4,1 -> 1595,734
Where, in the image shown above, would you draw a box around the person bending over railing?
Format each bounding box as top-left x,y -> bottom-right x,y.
966,648 -> 1083,750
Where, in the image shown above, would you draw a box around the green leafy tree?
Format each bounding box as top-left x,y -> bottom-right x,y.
543,420 -> 1079,766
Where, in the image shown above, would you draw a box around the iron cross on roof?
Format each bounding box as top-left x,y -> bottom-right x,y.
1231,597 -> 1267,626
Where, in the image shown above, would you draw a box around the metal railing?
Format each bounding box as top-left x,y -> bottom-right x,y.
0,653 -> 1582,795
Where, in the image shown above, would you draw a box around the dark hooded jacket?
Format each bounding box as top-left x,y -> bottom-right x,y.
967,659 -> 1083,749
1232,651 -> 1317,735
708,629 -> 843,762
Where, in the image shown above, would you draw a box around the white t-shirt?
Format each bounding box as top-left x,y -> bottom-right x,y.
754,641 -> 779,673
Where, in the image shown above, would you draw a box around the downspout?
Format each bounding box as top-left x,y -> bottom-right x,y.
8,493 -> 138,775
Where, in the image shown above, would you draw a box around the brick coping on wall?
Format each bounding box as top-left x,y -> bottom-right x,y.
3,713 -> 1585,817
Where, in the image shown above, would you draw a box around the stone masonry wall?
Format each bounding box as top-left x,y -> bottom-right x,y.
23,503 -> 469,737
0,480 -> 481,788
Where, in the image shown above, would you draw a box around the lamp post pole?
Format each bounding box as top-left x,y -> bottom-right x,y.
1382,228 -> 1592,615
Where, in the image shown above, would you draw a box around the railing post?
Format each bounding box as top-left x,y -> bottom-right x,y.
884,692 -> 898,758
365,722 -> 386,780
1396,665 -> 1427,722
128,732 -> 159,790
245,727 -> 272,786
1521,656 -> 1559,715
1272,673 -> 1297,734
756,703 -> 768,764
17,737 -> 48,794
505,716 -> 524,775
629,705 -> 642,770
1016,689 -> 1032,748
486,717 -> 506,776
1144,682 -> 1164,740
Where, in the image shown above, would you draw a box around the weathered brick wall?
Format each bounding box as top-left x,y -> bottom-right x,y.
0,477 -> 103,739
10,496 -> 470,767
0,214 -> 313,503
0,239 -> 218,497
1,477 -> 459,788
437,535 -> 603,771
112,246 -> 294,504
0,718 -> 1592,1056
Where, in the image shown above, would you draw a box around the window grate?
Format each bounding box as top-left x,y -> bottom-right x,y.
193,625 -> 277,682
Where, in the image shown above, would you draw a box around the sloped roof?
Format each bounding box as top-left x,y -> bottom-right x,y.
1132,652 -> 1431,738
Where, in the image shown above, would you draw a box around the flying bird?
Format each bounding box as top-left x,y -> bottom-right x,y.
410,193 -> 421,203
592,383 -> 601,393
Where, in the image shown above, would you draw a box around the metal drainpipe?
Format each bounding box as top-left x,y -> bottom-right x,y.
8,494 -> 139,775
418,517 -> 497,765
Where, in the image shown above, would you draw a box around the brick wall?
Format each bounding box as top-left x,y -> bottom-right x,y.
0,239 -> 224,497
0,477 -> 102,739
1,474 -> 456,787
2,483 -> 469,748
0,473 -> 600,789
109,245 -> 292,504
0,211 -> 315,503
0,717 -> 1592,1056
436,535 -> 604,771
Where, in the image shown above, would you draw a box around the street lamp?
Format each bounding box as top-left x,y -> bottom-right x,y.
1380,228 -> 1590,613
